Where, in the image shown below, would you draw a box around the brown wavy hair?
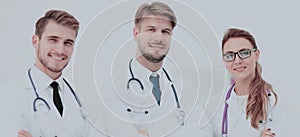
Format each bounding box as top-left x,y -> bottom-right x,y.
35,10 -> 80,38
222,28 -> 278,129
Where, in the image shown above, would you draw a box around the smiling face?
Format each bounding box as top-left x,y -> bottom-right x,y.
223,37 -> 260,82
134,15 -> 172,63
32,21 -> 76,79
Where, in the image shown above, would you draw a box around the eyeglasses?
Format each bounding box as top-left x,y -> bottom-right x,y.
223,48 -> 257,62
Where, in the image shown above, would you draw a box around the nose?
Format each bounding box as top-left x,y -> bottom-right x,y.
55,42 -> 66,54
152,31 -> 164,42
233,53 -> 242,64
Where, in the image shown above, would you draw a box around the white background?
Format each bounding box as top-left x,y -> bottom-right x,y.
1,0 -> 299,136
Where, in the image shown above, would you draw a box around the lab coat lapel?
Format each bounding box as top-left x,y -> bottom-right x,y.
226,90 -> 244,133
226,91 -> 239,115
56,88 -> 82,137
226,91 -> 259,137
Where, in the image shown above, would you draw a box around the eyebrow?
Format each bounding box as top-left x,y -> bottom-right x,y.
47,36 -> 74,44
163,28 -> 172,32
47,36 -> 60,39
224,48 -> 250,54
146,25 -> 172,31
65,39 -> 74,44
146,25 -> 155,29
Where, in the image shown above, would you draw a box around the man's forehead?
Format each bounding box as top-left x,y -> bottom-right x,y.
42,21 -> 76,37
140,16 -> 172,28
141,15 -> 171,22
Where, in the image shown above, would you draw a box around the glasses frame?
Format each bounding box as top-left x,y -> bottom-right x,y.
223,48 -> 257,62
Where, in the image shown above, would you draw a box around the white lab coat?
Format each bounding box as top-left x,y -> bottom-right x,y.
100,58 -> 201,136
16,66 -> 105,137
205,85 -> 286,137
168,101 -> 213,137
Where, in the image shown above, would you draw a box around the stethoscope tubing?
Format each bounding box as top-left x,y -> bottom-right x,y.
127,59 -> 181,109
126,59 -> 185,126
221,83 -> 273,136
28,68 -> 82,111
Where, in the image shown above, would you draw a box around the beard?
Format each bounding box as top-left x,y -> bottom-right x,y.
37,48 -> 68,73
139,41 -> 168,63
38,55 -> 68,73
142,52 -> 166,63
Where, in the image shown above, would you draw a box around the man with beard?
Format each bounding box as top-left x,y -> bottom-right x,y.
122,2 -> 184,136
16,10 -> 105,137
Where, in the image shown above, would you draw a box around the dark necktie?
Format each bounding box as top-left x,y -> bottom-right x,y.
50,81 -> 63,116
149,74 -> 161,106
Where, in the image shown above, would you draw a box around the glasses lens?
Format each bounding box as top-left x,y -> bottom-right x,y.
238,50 -> 251,59
223,53 -> 235,62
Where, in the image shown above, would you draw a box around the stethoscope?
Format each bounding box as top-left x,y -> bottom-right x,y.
28,68 -> 88,136
126,59 -> 185,126
221,83 -> 273,137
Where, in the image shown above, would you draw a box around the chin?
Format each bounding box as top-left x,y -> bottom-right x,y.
49,65 -> 66,73
234,75 -> 251,81
49,68 -> 64,73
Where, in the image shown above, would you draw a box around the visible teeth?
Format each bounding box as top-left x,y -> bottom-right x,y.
52,56 -> 64,60
151,46 -> 162,49
150,44 -> 163,48
234,66 -> 246,70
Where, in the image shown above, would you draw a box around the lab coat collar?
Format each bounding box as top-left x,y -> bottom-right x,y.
226,86 -> 248,114
30,66 -> 65,93
131,59 -> 164,87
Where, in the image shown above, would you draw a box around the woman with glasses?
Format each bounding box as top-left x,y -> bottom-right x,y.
204,28 -> 285,137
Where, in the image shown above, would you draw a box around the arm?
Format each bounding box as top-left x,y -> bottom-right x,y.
17,129 -> 32,137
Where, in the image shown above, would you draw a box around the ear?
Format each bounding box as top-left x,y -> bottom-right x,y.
255,49 -> 260,62
32,35 -> 39,49
133,26 -> 139,41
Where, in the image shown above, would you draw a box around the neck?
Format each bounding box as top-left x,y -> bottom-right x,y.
234,81 -> 250,96
34,64 -> 62,80
233,71 -> 256,96
136,56 -> 162,72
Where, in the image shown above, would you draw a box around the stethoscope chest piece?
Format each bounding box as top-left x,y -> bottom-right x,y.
176,109 -> 185,126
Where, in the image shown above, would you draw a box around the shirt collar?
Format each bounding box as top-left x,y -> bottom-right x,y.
30,65 -> 64,92
131,59 -> 164,83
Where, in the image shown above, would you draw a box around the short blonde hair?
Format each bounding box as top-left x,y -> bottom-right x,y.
134,2 -> 177,29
